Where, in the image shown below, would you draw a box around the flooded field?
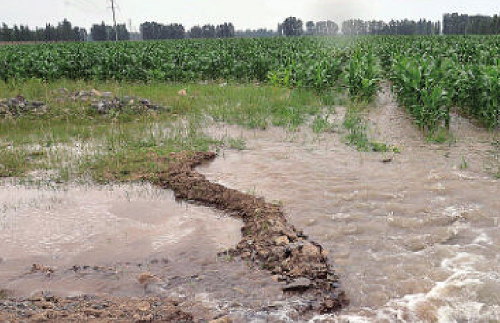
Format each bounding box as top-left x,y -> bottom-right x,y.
200,91 -> 500,322
1,86 -> 500,322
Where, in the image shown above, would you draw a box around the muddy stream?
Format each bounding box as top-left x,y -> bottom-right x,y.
1,89 -> 500,322
200,90 -> 500,322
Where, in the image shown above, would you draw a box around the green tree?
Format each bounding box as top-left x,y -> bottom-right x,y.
282,17 -> 303,36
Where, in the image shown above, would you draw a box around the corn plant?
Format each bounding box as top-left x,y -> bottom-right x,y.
344,49 -> 381,102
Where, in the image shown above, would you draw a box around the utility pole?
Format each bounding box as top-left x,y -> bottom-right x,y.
110,0 -> 118,41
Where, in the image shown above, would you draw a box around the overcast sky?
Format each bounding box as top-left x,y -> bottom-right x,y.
2,0 -> 499,31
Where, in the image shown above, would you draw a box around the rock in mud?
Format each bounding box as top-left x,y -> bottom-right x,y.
282,278 -> 312,291
137,272 -> 162,286
63,89 -> 165,115
30,264 -> 54,276
89,96 -> 164,114
209,316 -> 232,323
0,96 -> 48,117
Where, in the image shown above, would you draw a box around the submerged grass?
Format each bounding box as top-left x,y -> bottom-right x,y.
0,80 -> 335,182
342,102 -> 396,153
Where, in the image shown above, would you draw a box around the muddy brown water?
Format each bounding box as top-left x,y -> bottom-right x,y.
1,88 -> 500,322
200,90 -> 500,322
0,182 -> 288,321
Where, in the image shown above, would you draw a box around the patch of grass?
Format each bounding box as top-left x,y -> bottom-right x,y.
343,106 -> 371,151
0,289 -> 8,300
0,148 -> 32,177
0,80 -> 340,183
225,137 -> 246,150
371,142 -> 390,152
459,156 -> 469,170
343,104 -> 395,152
82,119 -> 220,183
1,79 -> 332,131
427,128 -> 454,144
312,114 -> 335,133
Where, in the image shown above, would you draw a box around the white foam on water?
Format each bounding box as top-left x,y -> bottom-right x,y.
473,232 -> 493,246
315,252 -> 500,323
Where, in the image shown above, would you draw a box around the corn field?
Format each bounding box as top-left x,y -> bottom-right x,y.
1,36 -> 500,130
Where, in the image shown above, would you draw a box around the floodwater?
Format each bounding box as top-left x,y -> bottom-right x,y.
0,182 -> 285,321
200,89 -> 500,322
2,86 -> 500,322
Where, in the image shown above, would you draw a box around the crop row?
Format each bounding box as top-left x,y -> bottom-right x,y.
376,36 -> 500,130
0,38 -> 381,99
1,36 -> 499,129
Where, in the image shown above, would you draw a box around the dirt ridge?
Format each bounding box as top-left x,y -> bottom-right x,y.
0,294 -> 194,322
156,151 -> 348,313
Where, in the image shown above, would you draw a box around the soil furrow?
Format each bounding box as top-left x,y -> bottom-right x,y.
156,151 -> 348,314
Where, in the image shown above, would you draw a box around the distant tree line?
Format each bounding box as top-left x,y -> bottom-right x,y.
3,12 -> 500,43
236,29 -> 277,38
140,22 -> 235,40
443,13 -> 500,35
140,22 -> 185,40
90,22 -> 129,41
188,23 -> 235,38
277,17 -> 440,37
278,17 -> 304,36
306,21 -> 339,36
277,18 -> 340,37
341,19 -> 440,36
0,19 -> 86,42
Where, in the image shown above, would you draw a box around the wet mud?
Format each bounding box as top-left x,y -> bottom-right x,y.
0,294 -> 194,322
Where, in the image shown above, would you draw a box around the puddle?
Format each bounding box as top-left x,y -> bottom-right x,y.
0,182 -> 289,321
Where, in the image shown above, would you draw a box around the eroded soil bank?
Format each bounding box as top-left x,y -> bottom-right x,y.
155,152 -> 348,313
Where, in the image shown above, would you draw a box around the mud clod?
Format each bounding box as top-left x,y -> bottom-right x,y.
282,278 -> 312,291
30,264 -> 54,276
68,89 -> 165,114
155,151 -> 349,313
